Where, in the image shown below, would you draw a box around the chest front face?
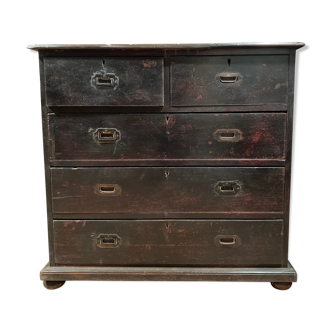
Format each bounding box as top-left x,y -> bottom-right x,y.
30,43 -> 303,289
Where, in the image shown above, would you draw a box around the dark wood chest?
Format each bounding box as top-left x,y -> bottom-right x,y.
29,42 -> 304,290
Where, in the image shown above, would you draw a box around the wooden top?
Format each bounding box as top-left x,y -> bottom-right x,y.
27,42 -> 305,51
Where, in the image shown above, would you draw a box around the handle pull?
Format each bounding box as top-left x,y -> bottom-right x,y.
99,185 -> 116,193
214,235 -> 241,248
213,129 -> 241,142
218,72 -> 242,85
220,75 -> 238,83
92,73 -> 119,88
215,181 -> 240,195
96,234 -> 122,248
97,77 -> 114,86
94,128 -> 121,144
94,184 -> 121,196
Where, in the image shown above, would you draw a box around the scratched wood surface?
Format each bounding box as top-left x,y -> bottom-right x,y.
53,219 -> 284,266
40,262 -> 297,282
51,167 -> 285,217
49,113 -> 286,165
31,44 -> 304,283
44,57 -> 164,106
171,55 -> 289,106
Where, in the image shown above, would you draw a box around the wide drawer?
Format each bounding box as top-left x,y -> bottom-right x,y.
44,57 -> 164,106
53,219 -> 284,266
49,113 -> 286,166
171,55 -> 289,106
51,167 -> 285,218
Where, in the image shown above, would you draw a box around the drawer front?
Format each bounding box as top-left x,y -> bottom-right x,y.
49,113 -> 286,164
54,219 -> 284,266
171,55 -> 289,106
44,57 -> 164,106
51,167 -> 285,218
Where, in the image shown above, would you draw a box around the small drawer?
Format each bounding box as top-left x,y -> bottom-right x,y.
44,57 -> 164,106
171,55 -> 289,106
51,167 -> 285,218
49,113 -> 286,165
53,219 -> 284,266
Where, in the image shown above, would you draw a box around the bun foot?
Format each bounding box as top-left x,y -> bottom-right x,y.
43,280 -> 66,290
271,282 -> 292,290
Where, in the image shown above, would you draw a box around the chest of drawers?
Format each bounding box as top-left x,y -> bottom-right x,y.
29,42 -> 304,290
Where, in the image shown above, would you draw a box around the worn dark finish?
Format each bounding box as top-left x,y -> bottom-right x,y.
49,113 -> 286,166
171,56 -> 289,106
51,167 -> 285,218
39,54 -> 56,266
41,51 -> 293,66
40,262 -> 297,282
283,49 -> 297,268
44,57 -> 164,106
50,160 -> 286,167
29,43 -> 303,289
48,104 -> 288,114
52,212 -> 284,220
53,219 -> 284,267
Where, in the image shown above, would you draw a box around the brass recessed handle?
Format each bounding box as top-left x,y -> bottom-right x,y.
213,129 -> 242,142
220,75 -> 238,83
100,185 -> 115,193
96,234 -> 122,248
214,235 -> 241,248
97,77 -> 114,86
92,73 -> 119,88
218,72 -> 243,86
94,184 -> 121,196
215,181 -> 240,195
94,128 -> 121,144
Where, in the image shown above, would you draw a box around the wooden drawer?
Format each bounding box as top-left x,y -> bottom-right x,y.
44,57 -> 164,106
53,219 -> 284,266
49,113 -> 286,166
171,55 -> 289,106
51,167 -> 285,218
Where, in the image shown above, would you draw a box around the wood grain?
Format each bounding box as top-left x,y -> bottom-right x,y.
171,55 -> 289,106
40,261 -> 297,282
51,167 -> 285,217
53,219 -> 284,266
44,57 -> 164,106
49,113 -> 286,165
